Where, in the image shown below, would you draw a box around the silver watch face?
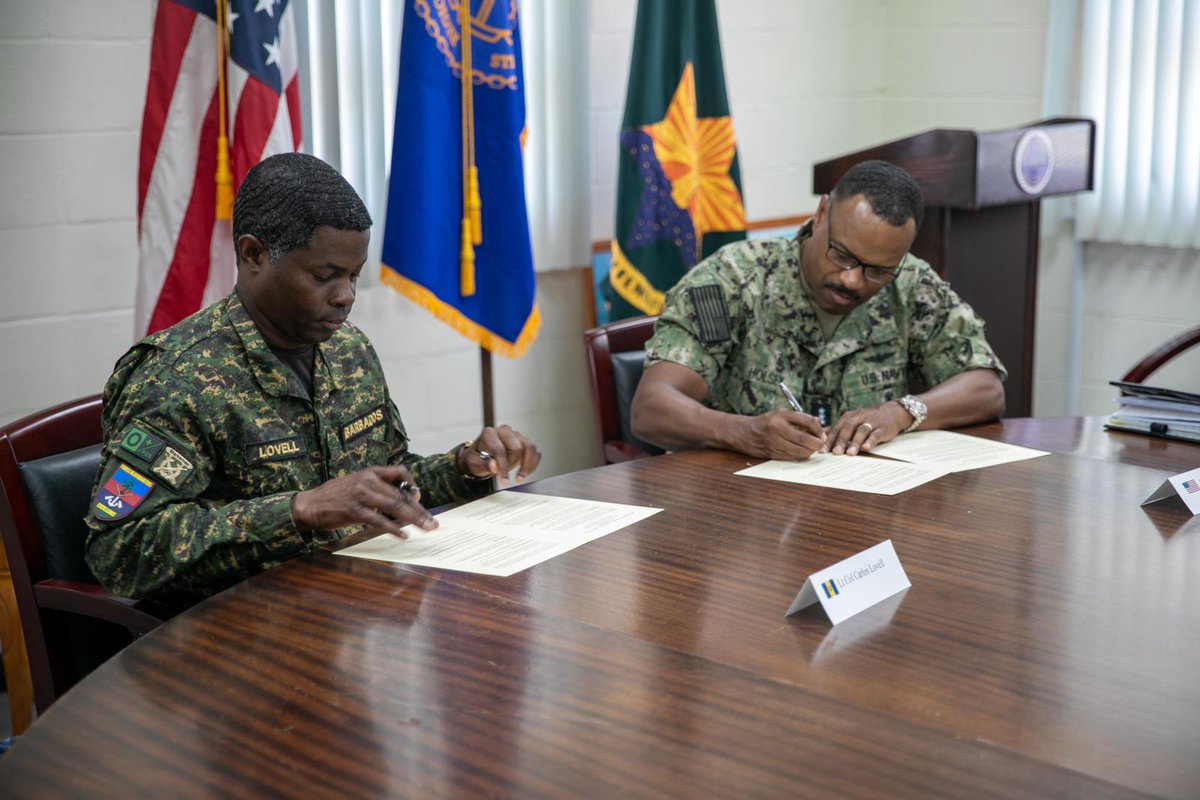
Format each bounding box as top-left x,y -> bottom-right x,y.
901,395 -> 927,428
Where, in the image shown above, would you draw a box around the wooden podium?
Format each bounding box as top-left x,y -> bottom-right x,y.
813,118 -> 1095,417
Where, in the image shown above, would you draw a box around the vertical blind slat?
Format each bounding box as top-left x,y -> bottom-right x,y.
1075,0 -> 1200,247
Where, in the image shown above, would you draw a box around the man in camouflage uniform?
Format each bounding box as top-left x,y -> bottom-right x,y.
632,160 -> 1006,461
86,153 -> 540,610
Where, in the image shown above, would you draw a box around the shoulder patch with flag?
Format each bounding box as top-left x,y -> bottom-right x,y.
93,463 -> 157,521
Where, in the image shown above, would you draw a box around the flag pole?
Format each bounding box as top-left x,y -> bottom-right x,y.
480,347 -> 494,428
461,4 -> 492,428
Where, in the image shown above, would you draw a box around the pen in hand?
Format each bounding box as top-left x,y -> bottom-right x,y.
778,382 -> 804,413
779,381 -> 828,451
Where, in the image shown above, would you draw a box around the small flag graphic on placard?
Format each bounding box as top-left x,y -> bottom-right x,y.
821,579 -> 840,599
1183,479 -> 1200,494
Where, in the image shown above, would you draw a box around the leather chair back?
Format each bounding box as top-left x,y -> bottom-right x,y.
610,351 -> 664,457
0,396 -> 163,720
20,444 -> 104,584
584,316 -> 664,463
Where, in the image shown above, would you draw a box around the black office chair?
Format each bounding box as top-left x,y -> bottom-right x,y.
583,316 -> 666,464
1121,324 -> 1200,383
0,395 -> 166,717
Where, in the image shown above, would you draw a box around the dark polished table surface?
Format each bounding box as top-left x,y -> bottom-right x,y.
2,418 -> 1199,798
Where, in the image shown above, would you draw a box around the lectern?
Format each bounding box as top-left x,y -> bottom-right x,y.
813,118 -> 1095,417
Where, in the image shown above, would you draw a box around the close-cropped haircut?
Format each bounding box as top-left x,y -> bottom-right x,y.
232,152 -> 372,262
830,159 -> 925,232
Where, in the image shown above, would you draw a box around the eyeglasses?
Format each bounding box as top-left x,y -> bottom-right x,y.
824,195 -> 901,285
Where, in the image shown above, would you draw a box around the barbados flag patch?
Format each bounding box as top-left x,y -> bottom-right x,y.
821,579 -> 840,599
93,463 -> 155,521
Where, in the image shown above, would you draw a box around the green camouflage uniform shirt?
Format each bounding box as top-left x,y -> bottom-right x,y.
645,227 -> 1006,423
85,292 -> 491,608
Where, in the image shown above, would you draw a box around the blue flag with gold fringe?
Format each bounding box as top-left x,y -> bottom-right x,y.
381,0 -> 538,357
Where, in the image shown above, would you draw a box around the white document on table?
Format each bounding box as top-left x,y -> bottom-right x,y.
334,490 -> 662,576
867,430 -> 1049,472
735,452 -> 947,495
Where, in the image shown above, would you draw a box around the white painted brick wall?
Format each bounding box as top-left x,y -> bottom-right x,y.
1074,243 -> 1200,414
0,1 -> 150,424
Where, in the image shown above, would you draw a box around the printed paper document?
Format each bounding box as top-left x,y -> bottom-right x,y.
867,430 -> 1049,471
335,490 -> 662,576
735,452 -> 947,495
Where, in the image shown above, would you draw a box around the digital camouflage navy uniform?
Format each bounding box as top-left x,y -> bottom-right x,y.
85,292 -> 491,608
645,224 -> 1006,425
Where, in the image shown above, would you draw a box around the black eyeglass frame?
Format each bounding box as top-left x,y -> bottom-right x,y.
823,194 -> 902,285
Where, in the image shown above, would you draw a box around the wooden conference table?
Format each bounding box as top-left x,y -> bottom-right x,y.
2,417 -> 1199,798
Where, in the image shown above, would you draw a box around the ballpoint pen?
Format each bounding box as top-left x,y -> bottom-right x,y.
778,382 -> 803,413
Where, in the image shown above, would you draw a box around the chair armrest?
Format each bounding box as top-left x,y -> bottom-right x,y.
604,440 -> 653,463
1122,324 -> 1200,383
33,579 -> 167,634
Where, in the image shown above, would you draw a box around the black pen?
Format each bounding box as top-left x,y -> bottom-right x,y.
778,382 -> 803,413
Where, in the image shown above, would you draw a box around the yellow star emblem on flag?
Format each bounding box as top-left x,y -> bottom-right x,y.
643,63 -> 746,259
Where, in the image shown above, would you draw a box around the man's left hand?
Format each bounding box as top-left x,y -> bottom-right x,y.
825,401 -> 912,456
457,424 -> 541,481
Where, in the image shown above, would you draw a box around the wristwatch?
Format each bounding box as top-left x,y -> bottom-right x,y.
897,394 -> 928,433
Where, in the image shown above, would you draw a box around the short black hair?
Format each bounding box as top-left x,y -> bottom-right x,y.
233,152 -> 372,262
831,159 -> 924,231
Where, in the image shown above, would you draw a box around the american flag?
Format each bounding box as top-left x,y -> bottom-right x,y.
136,0 -> 301,336
1183,478 -> 1200,494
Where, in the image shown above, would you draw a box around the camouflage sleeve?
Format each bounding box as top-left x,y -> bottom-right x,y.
84,361 -> 309,604
905,264 -> 1008,387
384,400 -> 493,508
644,252 -> 748,387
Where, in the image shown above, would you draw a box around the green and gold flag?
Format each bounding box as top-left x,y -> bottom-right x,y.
604,0 -> 746,320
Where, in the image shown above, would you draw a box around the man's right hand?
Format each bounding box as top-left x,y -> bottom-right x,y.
632,362 -> 829,460
290,465 -> 438,538
735,409 -> 828,461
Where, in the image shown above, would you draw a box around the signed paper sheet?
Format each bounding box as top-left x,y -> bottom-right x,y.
735,452 -> 947,495
335,490 -> 662,576
868,430 -> 1049,472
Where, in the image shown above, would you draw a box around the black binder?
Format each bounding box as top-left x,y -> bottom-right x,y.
1106,381 -> 1200,443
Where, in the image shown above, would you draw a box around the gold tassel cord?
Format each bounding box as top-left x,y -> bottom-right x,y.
214,0 -> 233,220
458,0 -> 477,296
469,164 -> 482,245
459,217 -> 476,296
465,4 -> 481,245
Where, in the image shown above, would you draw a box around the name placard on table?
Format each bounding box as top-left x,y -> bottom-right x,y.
786,540 -> 911,625
1142,466 -> 1200,516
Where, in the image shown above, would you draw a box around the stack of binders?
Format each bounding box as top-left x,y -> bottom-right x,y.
1106,381 -> 1200,443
